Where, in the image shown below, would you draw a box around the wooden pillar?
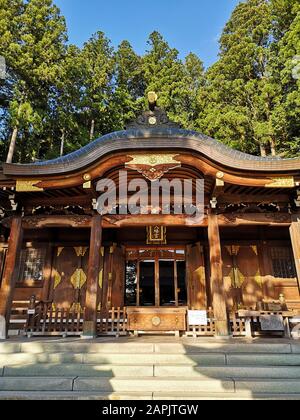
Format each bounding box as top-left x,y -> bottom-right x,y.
82,215 -> 102,338
41,243 -> 55,302
290,221 -> 300,286
0,217 -> 23,339
208,212 -> 230,337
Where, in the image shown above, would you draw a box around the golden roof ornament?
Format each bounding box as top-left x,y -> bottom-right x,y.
148,91 -> 158,111
126,91 -> 180,129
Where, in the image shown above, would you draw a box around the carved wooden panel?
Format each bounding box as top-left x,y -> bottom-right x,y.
127,307 -> 187,332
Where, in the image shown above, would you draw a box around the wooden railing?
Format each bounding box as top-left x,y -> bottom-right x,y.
24,301 -> 128,338
22,303 -> 300,339
25,303 -> 84,337
97,307 -> 128,337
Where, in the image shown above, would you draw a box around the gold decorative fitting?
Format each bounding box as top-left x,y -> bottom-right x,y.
110,243 -> 117,254
57,247 -> 64,257
231,245 -> 240,256
83,173 -> 91,181
126,154 -> 181,181
152,316 -> 161,327
70,268 -> 87,289
216,171 -> 224,179
53,271 -> 62,290
148,116 -> 157,125
74,246 -> 88,257
99,269 -> 103,288
16,180 -> 43,192
148,91 -> 158,104
83,173 -> 92,189
266,177 -> 295,188
70,302 -> 82,312
251,245 -> 258,256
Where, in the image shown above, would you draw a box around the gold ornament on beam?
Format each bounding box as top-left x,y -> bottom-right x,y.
16,180 -> 43,192
126,154 -> 181,181
83,173 -> 92,189
266,177 -> 295,188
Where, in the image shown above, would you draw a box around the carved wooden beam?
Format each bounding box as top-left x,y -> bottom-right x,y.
1,212 -> 293,230
102,214 -> 208,228
2,215 -> 92,229
218,212 -> 292,226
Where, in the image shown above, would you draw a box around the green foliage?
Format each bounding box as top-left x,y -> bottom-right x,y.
0,0 -> 299,162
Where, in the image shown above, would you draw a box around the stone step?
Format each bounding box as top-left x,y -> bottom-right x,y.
155,365 -> 300,379
227,353 -> 300,366
0,391 -> 299,401
0,352 -> 226,366
154,343 -> 297,354
235,379 -> 300,394
0,377 -> 74,391
1,341 -> 299,354
72,377 -> 300,394
153,392 -> 300,401
0,376 -> 299,395
73,377 -> 235,393
2,350 -> 300,367
0,391 -> 153,400
2,364 -> 154,378
3,364 -> 300,379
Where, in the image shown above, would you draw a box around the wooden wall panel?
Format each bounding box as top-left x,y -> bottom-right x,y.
221,246 -> 235,310
111,246 -> 125,308
186,243 -> 207,309
222,245 -> 263,309
101,248 -> 111,310
50,247 -> 88,309
222,241 -> 300,310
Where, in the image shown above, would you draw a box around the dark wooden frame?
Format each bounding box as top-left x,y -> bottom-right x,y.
125,246 -> 186,308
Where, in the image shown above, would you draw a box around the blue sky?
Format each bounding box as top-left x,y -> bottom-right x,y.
55,0 -> 241,68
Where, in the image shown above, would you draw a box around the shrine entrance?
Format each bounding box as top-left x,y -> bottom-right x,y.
125,248 -> 187,308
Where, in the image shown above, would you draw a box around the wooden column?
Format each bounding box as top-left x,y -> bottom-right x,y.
208,212 -> 230,337
0,217 -> 23,339
290,221 -> 300,286
82,215 -> 102,338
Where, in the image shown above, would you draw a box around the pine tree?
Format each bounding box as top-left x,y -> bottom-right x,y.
201,0 -> 276,156
110,40 -> 144,130
142,32 -> 185,122
0,0 -> 67,163
272,0 -> 300,156
79,31 -> 115,140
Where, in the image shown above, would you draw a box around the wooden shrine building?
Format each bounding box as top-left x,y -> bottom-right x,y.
0,95 -> 300,339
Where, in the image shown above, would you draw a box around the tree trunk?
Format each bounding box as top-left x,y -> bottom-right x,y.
60,129 -> 65,157
270,138 -> 276,156
6,127 -> 18,163
260,144 -> 267,157
90,119 -> 95,141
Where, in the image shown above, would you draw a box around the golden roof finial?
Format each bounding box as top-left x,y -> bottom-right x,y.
148,91 -> 158,111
